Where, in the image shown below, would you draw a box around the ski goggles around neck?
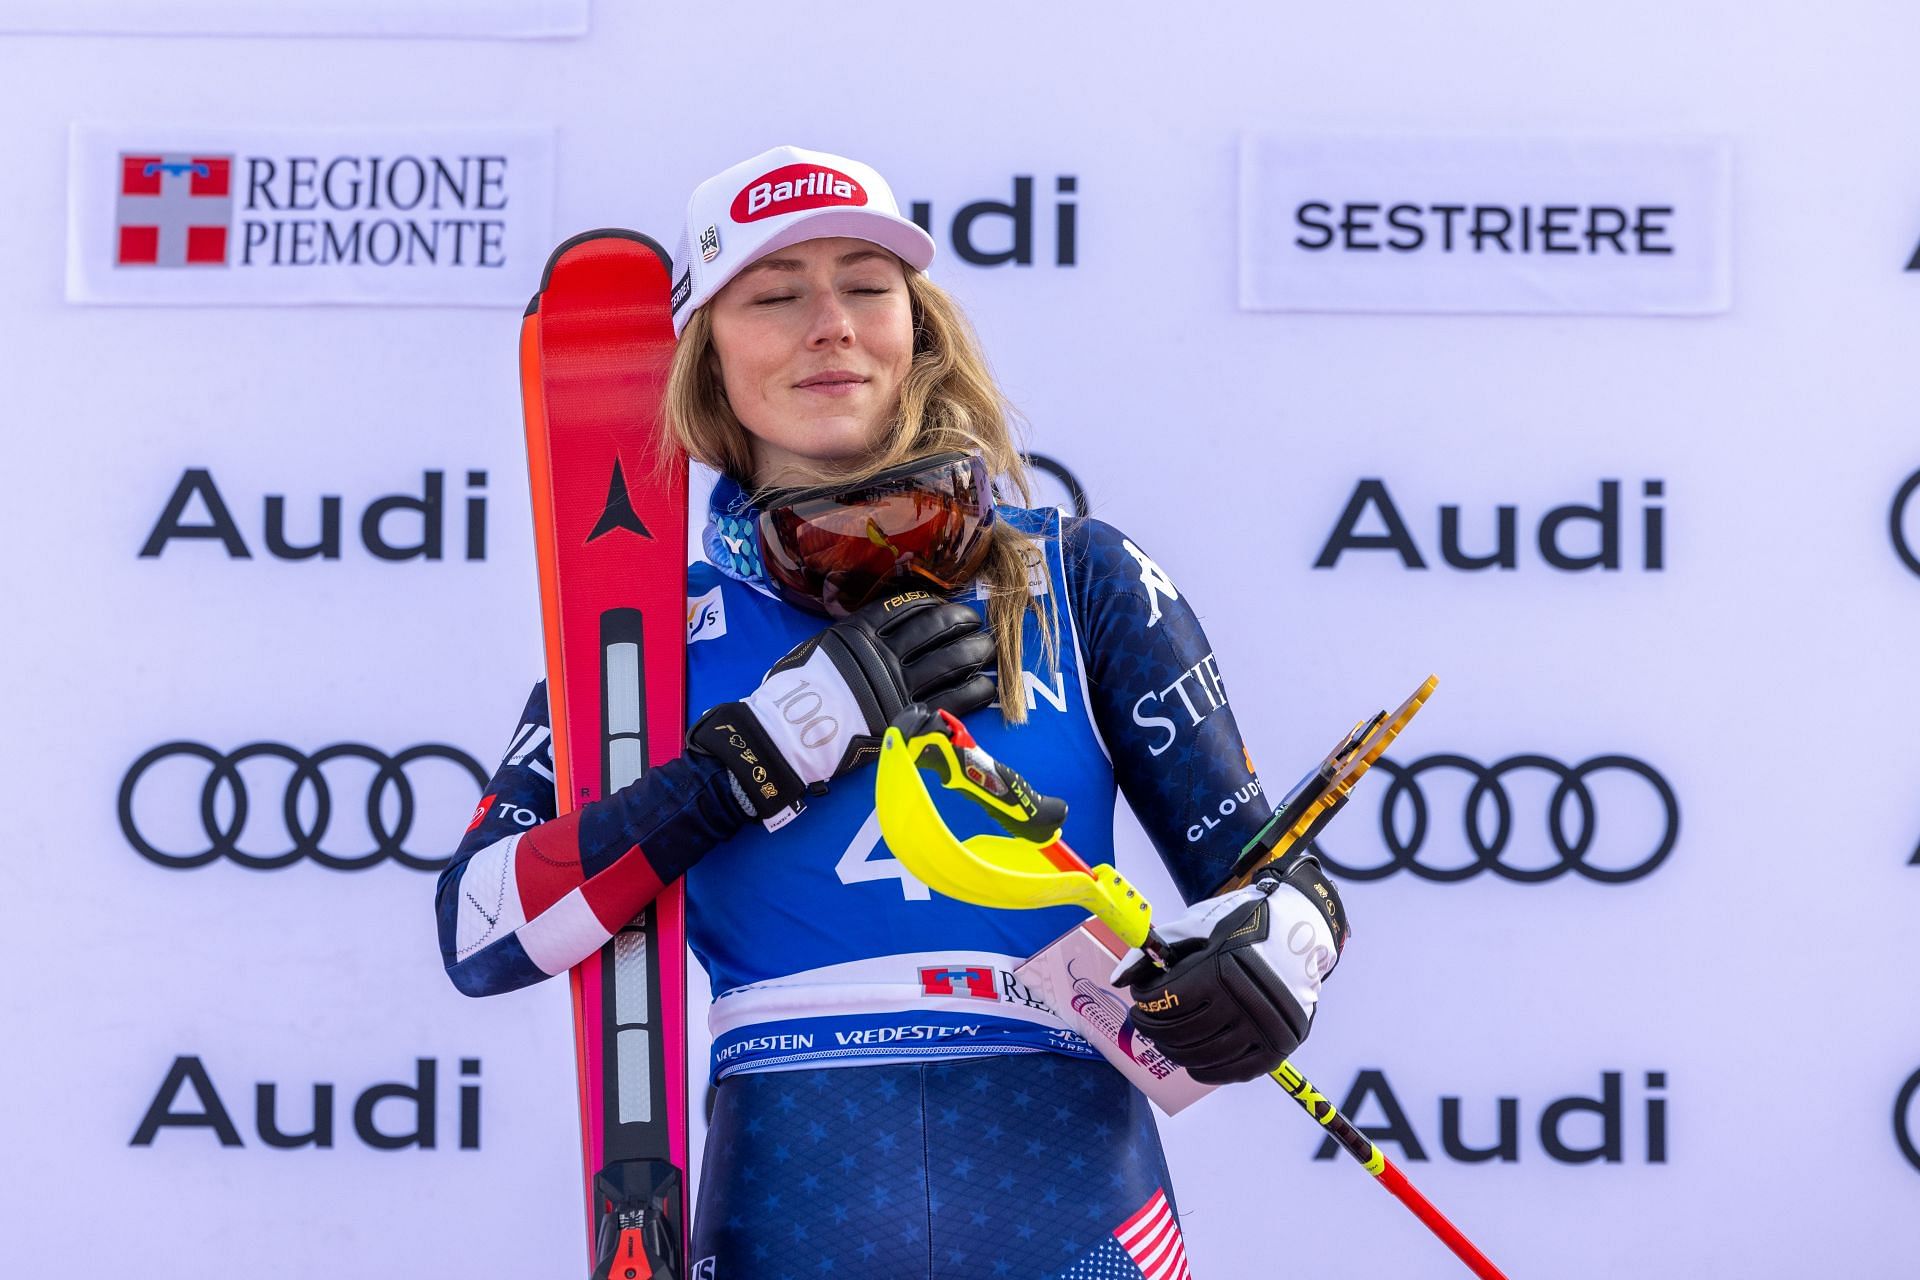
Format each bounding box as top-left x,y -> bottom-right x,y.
756,452 -> 997,618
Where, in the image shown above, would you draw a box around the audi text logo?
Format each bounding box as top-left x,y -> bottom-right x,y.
119,741 -> 486,871
1309,753 -> 1679,883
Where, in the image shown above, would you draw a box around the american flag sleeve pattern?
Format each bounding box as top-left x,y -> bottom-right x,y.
433,680 -> 749,996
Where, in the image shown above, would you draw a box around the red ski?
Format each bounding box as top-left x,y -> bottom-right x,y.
519,230 -> 690,1279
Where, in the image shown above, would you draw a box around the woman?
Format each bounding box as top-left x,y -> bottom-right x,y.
437,145 -> 1347,1279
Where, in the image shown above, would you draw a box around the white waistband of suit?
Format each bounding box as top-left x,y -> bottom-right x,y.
709,951 -> 1069,1039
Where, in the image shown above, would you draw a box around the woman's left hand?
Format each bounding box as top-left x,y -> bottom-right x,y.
1113,858 -> 1350,1084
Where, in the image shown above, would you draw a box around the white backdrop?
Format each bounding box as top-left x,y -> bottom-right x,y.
5,3 -> 1920,1277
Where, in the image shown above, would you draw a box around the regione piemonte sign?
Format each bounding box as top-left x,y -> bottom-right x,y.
1238,135 -> 1731,315
68,126 -> 555,307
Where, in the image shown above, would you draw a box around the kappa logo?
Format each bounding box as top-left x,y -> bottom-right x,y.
117,153 -> 235,267
732,164 -> 866,223
1120,539 -> 1179,627
688,585 -> 727,644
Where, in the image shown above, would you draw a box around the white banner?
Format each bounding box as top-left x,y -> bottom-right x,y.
1,0 -> 586,38
1238,135 -> 1732,315
67,126 -> 555,307
10,5 -> 1920,1277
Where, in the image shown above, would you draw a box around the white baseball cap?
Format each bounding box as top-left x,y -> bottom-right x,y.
670,144 -> 937,335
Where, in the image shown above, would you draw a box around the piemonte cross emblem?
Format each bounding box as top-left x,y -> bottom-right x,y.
116,153 -> 234,267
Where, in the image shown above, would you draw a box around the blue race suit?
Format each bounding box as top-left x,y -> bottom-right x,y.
436,480 -> 1279,1277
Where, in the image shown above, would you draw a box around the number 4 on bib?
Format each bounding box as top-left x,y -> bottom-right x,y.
834,808 -> 932,900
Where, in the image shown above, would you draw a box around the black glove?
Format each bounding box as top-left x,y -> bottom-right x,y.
688,588 -> 995,826
1114,858 -> 1349,1085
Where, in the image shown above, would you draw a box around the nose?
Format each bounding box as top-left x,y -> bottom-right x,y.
804,291 -> 855,350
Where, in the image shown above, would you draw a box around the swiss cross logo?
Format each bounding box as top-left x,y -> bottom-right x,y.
918,965 -> 999,1000
116,153 -> 234,267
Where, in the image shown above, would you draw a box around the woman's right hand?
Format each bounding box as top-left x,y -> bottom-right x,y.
688,589 -> 995,827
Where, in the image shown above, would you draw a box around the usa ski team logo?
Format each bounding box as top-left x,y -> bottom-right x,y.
115,153 -> 235,267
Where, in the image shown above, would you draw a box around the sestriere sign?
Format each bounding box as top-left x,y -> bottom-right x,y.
1238,134 -> 1731,315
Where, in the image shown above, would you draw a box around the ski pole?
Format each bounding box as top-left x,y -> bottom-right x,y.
873,701 -> 1510,1280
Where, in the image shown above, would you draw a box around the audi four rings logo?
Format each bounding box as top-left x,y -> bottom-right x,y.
1025,453 -> 1091,519
1891,466 -> 1920,578
119,741 -> 486,871
1896,1067 -> 1920,1175
1308,753 -> 1679,883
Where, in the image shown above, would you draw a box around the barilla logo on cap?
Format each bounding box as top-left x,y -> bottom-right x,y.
730,164 -> 867,223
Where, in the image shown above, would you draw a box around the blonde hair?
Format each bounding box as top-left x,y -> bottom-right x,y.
663,269 -> 1057,724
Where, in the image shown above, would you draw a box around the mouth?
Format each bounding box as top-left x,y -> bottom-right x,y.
795,370 -> 868,391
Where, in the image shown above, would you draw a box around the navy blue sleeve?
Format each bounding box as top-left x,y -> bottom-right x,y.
1064,518 -> 1274,903
433,680 -> 752,996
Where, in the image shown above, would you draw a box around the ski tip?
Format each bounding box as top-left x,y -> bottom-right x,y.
530,229 -> 674,305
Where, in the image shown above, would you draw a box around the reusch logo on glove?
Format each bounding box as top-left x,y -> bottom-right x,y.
1135,991 -> 1180,1014
731,164 -> 867,222
879,589 -> 935,613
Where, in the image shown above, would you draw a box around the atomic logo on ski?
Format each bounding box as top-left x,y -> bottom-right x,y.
588,458 -> 654,543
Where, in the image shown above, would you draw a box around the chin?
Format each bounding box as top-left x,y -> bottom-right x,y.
796,418 -> 888,464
